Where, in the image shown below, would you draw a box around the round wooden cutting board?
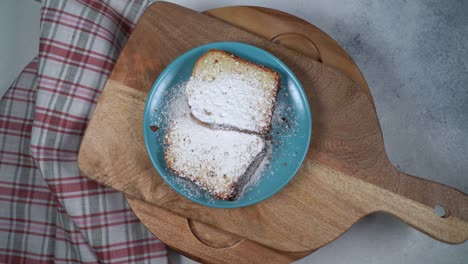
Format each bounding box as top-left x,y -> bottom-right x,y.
125,6 -> 370,263
75,3 -> 468,264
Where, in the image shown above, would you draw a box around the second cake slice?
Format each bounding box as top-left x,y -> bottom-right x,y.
164,117 -> 266,200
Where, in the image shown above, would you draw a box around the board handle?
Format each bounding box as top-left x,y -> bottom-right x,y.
376,171 -> 468,244
397,172 -> 468,221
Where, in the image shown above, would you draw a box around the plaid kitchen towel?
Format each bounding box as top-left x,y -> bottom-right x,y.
0,0 -> 167,263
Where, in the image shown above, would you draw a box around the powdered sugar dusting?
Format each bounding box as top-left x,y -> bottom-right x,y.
165,116 -> 265,198
155,81 -> 268,200
151,77 -> 300,203
186,73 -> 275,134
239,142 -> 272,197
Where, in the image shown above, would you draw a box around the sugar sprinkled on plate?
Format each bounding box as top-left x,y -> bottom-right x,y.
155,78 -> 297,203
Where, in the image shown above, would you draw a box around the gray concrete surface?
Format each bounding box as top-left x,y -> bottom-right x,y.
4,1 -> 467,263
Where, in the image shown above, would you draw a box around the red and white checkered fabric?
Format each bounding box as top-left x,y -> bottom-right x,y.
0,0 -> 167,263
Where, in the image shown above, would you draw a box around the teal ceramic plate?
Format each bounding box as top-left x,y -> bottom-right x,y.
143,42 -> 311,208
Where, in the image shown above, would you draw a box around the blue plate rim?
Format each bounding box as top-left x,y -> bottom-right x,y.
143,41 -> 312,208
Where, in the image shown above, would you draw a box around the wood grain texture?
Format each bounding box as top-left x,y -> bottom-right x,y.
125,194 -> 296,264
78,1 -> 468,258
125,6 -> 373,261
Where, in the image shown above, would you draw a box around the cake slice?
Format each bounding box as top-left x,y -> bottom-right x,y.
186,49 -> 280,135
164,117 -> 266,200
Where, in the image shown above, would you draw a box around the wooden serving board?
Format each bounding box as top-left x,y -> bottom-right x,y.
78,2 -> 468,262
123,6 -> 375,262
124,5 -> 375,262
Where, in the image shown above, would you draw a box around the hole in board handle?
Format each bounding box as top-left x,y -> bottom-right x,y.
434,205 -> 447,218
